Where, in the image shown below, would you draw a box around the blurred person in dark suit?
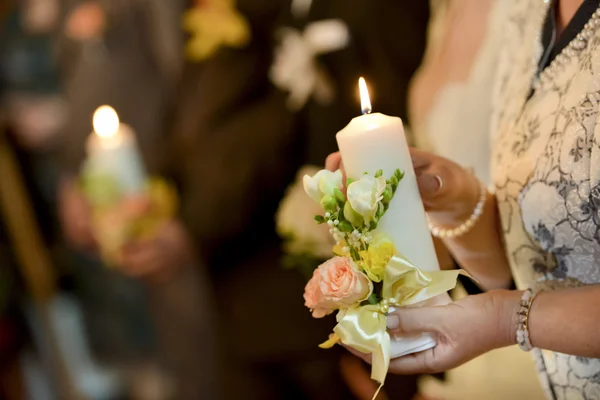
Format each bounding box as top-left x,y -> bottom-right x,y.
55,1 -> 220,398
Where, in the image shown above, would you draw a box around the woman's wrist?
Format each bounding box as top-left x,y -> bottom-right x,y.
489,289 -> 523,349
427,172 -> 482,228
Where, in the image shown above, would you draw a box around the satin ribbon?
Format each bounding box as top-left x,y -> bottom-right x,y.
321,254 -> 467,396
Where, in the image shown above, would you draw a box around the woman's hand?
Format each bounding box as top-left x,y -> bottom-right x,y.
326,149 -> 480,228
347,290 -> 520,374
119,219 -> 195,284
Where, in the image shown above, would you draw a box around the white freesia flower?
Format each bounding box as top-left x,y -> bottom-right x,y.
277,166 -> 335,259
303,169 -> 344,203
346,175 -> 387,223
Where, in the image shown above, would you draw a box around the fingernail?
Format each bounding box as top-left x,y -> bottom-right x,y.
417,174 -> 441,195
387,314 -> 400,330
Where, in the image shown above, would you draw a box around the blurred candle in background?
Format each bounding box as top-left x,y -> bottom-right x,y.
85,105 -> 146,195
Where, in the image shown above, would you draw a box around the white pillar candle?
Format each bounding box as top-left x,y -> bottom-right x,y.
85,105 -> 147,195
336,78 -> 448,358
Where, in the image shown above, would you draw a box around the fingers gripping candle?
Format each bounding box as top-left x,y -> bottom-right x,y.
336,78 -> 449,357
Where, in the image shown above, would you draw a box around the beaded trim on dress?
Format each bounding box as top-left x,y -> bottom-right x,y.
534,6 -> 600,90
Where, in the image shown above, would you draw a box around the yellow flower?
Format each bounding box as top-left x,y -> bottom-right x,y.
183,0 -> 250,62
359,234 -> 396,282
333,240 -> 350,257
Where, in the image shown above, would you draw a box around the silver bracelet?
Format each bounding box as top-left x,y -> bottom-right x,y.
516,288 -> 540,352
427,181 -> 487,239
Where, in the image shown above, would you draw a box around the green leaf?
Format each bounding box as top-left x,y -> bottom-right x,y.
320,195 -> 338,212
382,188 -> 393,204
338,220 -> 353,233
367,293 -> 379,305
350,247 -> 361,261
346,178 -> 355,186
395,169 -> 404,181
374,169 -> 383,178
389,175 -> 399,186
334,188 -> 346,206
314,215 -> 325,224
370,221 -> 377,230
376,204 -> 385,219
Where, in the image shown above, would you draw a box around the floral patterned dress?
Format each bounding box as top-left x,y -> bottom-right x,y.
491,0 -> 600,398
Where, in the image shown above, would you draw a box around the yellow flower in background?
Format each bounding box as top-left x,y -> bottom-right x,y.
183,0 -> 250,62
358,234 -> 396,282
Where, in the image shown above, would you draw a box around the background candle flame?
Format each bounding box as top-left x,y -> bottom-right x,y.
93,105 -> 120,138
359,77 -> 372,115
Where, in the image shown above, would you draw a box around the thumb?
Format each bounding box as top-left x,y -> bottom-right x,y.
416,172 -> 443,200
386,306 -> 445,335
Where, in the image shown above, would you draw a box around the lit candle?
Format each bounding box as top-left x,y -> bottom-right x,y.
337,78 -> 448,357
85,105 -> 147,195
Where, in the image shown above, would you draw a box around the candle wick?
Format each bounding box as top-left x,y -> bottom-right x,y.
362,108 -> 372,115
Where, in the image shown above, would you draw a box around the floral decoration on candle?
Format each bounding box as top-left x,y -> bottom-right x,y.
302,166 -> 466,397
183,0 -> 250,62
302,80 -> 469,396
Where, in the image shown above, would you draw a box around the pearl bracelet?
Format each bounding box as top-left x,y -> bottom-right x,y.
516,288 -> 540,352
427,181 -> 487,239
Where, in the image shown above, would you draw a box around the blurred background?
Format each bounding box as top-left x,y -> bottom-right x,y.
0,1 -> 542,400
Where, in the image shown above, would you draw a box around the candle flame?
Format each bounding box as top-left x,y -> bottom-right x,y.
93,105 -> 120,138
358,77 -> 372,115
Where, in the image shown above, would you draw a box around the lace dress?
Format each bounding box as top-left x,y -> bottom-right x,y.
491,0 -> 600,398
409,1 -> 545,399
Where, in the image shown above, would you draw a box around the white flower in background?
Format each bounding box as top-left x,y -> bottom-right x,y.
346,175 -> 387,223
303,169 -> 344,203
270,19 -> 350,111
277,166 -> 336,259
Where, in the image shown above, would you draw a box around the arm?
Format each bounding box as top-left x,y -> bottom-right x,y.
410,148 -> 512,291
351,285 -> 600,374
437,193 -> 512,290
517,285 -> 600,357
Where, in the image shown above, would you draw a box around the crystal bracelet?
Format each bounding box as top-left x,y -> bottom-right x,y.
427,181 -> 487,239
516,288 -> 541,352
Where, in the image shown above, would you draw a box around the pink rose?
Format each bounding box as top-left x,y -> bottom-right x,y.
304,257 -> 373,318
304,268 -> 337,318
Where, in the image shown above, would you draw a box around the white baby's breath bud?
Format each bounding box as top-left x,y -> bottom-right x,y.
325,212 -> 331,218
333,220 -> 339,226
327,220 -> 334,226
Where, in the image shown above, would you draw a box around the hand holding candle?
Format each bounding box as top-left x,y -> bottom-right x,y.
301,78 -> 469,396
334,78 -> 450,359
80,106 -> 176,266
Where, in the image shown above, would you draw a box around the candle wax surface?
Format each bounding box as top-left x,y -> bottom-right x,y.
336,113 -> 440,272
86,124 -> 147,195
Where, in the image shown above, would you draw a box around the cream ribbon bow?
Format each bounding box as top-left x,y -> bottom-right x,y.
320,255 -> 469,398
270,20 -> 350,111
